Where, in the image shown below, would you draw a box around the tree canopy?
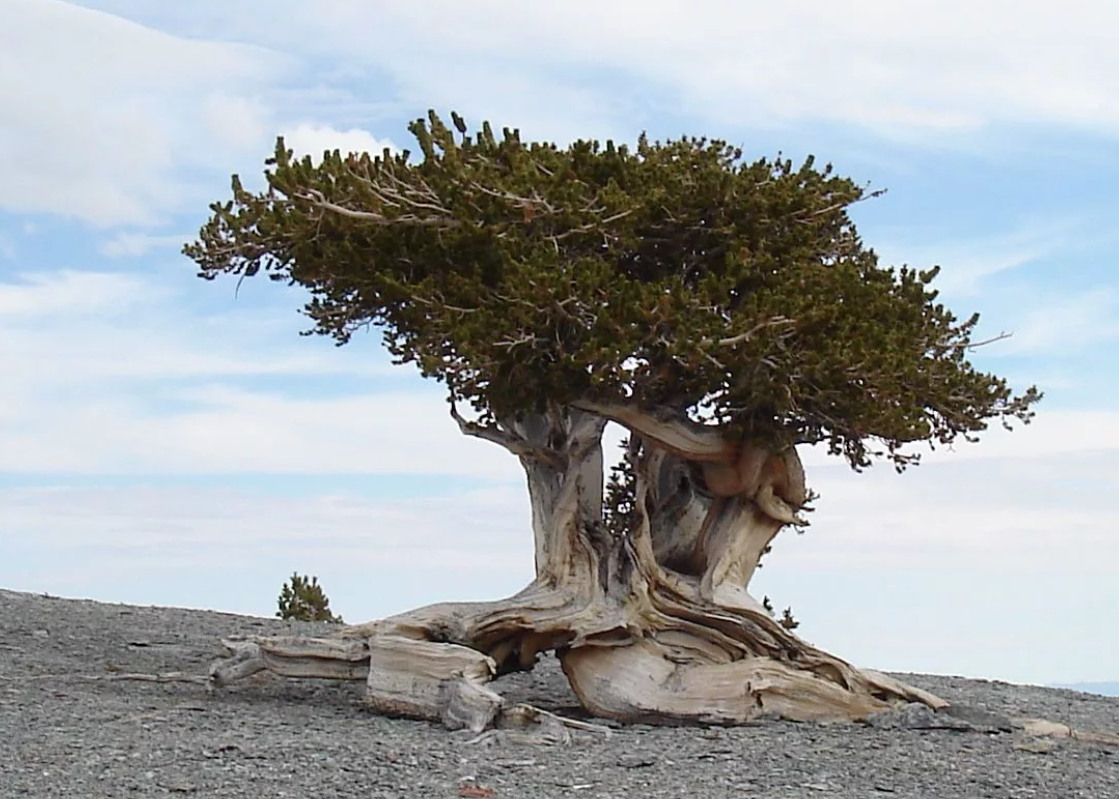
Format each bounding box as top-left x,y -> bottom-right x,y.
184,111 -> 1040,469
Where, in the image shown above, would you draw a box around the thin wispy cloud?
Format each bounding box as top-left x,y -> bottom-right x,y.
874,218 -> 1082,297
0,0 -> 287,225
73,0 -> 1119,139
0,269 -> 154,315
98,232 -> 192,258
0,233 -> 16,261
0,269 -> 463,474
1005,288 -> 1119,355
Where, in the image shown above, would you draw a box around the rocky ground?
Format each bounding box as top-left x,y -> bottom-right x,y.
1,587 -> 1117,798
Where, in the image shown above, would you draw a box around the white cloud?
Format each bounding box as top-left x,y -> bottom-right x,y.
201,93 -> 270,151
0,0 -> 287,226
62,0 -> 1119,152
280,123 -> 396,163
9,0 -> 1119,233
785,453 -> 1119,569
392,0 -> 1119,137
0,374 -> 522,476
0,268 -> 516,476
0,483 -> 530,567
19,387 -> 520,476
0,269 -> 153,315
0,268 -> 377,375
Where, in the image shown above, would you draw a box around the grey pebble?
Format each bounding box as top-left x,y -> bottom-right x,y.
1,587 -> 1117,798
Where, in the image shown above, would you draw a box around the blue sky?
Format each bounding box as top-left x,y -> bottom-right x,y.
2,0 -> 1118,686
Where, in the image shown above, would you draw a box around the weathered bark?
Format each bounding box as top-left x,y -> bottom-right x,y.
210,403 -> 949,733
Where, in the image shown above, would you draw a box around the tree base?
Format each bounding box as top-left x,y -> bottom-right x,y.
208,583 -> 1119,754
206,412 -> 946,734
209,582 -> 946,734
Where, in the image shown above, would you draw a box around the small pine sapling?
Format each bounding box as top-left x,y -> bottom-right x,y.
276,572 -> 343,623
762,596 -> 800,630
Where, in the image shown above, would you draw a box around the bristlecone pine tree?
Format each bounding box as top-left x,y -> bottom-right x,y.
186,111 -> 1040,734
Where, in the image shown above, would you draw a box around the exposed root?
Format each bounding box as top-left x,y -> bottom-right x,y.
861,669 -> 950,710
207,575 -> 948,734
211,623 -> 616,740
198,558 -> 1117,749
365,634 -> 502,732
1014,718 -> 1119,749
464,704 -> 613,746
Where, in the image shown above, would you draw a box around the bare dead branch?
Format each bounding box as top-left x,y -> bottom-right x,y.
493,333 -> 544,350
295,189 -> 461,228
408,294 -> 478,314
550,210 -> 634,242
716,317 -> 795,347
967,331 -> 1013,350
794,200 -> 849,222
468,182 -> 556,214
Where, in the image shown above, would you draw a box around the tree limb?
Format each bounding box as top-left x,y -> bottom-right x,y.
450,403 -> 566,468
572,401 -> 733,462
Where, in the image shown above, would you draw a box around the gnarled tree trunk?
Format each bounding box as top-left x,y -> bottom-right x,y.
210,403 -> 945,733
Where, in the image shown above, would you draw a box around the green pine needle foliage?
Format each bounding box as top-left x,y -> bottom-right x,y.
276,572 -> 343,624
603,435 -> 639,538
186,110 -> 1040,471
762,596 -> 800,630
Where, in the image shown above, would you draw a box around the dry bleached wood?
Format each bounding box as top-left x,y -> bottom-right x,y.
209,404 -> 964,735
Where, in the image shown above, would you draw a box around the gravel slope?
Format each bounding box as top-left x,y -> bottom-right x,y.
1,588 -> 1117,798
